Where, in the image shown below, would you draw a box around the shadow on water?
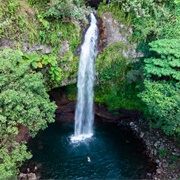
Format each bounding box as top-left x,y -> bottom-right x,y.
21,121 -> 156,179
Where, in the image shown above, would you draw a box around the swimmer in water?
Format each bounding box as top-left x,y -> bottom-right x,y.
87,157 -> 91,162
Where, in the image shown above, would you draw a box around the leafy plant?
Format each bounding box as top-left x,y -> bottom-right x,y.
0,141 -> 32,180
27,0 -> 48,5
95,83 -> 144,111
65,84 -> 77,100
23,52 -> 62,85
144,39 -> 180,81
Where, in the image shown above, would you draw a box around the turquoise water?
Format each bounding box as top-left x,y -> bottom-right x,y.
25,122 -> 155,179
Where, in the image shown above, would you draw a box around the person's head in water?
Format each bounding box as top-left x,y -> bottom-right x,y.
87,157 -> 91,162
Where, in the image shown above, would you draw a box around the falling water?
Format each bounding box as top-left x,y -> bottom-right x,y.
71,13 -> 98,141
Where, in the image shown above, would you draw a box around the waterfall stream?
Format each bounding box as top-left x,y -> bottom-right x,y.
71,13 -> 98,141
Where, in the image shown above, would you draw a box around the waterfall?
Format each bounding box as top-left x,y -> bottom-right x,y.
71,13 -> 98,141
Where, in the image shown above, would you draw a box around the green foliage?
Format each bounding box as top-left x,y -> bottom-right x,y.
96,42 -> 128,86
95,83 -> 144,111
28,0 -> 48,5
29,16 -> 80,89
98,3 -> 132,27
0,142 -> 32,180
28,1 -> 82,88
144,39 -> 180,81
57,52 -> 79,85
0,0 -> 81,90
137,1 -> 180,40
65,84 -> 77,100
0,0 -> 38,43
139,39 -> 180,137
43,0 -> 86,21
44,1 -> 73,20
97,2 -> 180,138
170,155 -> 179,161
0,49 -> 57,178
95,42 -> 143,110
23,52 -> 62,85
0,0 -> 82,54
139,80 -> 180,135
73,0 -> 85,7
109,0 -> 171,18
36,13 -> 81,60
57,22 -> 81,52
105,0 -> 180,41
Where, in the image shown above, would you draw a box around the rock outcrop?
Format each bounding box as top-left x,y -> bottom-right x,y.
98,12 -> 143,61
16,124 -> 30,143
18,172 -> 37,180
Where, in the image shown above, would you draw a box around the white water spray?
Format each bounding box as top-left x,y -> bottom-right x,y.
71,13 -> 98,141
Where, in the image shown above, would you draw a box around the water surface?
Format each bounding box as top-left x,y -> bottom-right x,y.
26,122 -> 155,179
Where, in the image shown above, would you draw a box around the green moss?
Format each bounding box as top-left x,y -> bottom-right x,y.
96,42 -> 128,85
95,83 -> 144,111
95,41 -> 144,111
158,149 -> 167,157
170,155 -> 179,161
65,84 -> 77,100
59,52 -> 79,83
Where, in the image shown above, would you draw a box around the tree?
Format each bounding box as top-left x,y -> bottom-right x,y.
0,49 -> 57,179
139,39 -> 180,136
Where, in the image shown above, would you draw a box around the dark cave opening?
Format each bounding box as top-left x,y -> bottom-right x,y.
85,0 -> 105,9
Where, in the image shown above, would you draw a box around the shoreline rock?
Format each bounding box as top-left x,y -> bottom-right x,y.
126,119 -> 180,180
18,173 -> 37,180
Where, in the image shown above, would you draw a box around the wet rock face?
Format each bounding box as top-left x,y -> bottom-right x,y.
97,18 -> 107,53
98,12 -> 143,61
101,12 -> 128,46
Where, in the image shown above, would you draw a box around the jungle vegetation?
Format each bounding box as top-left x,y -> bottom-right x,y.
0,0 -> 179,178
